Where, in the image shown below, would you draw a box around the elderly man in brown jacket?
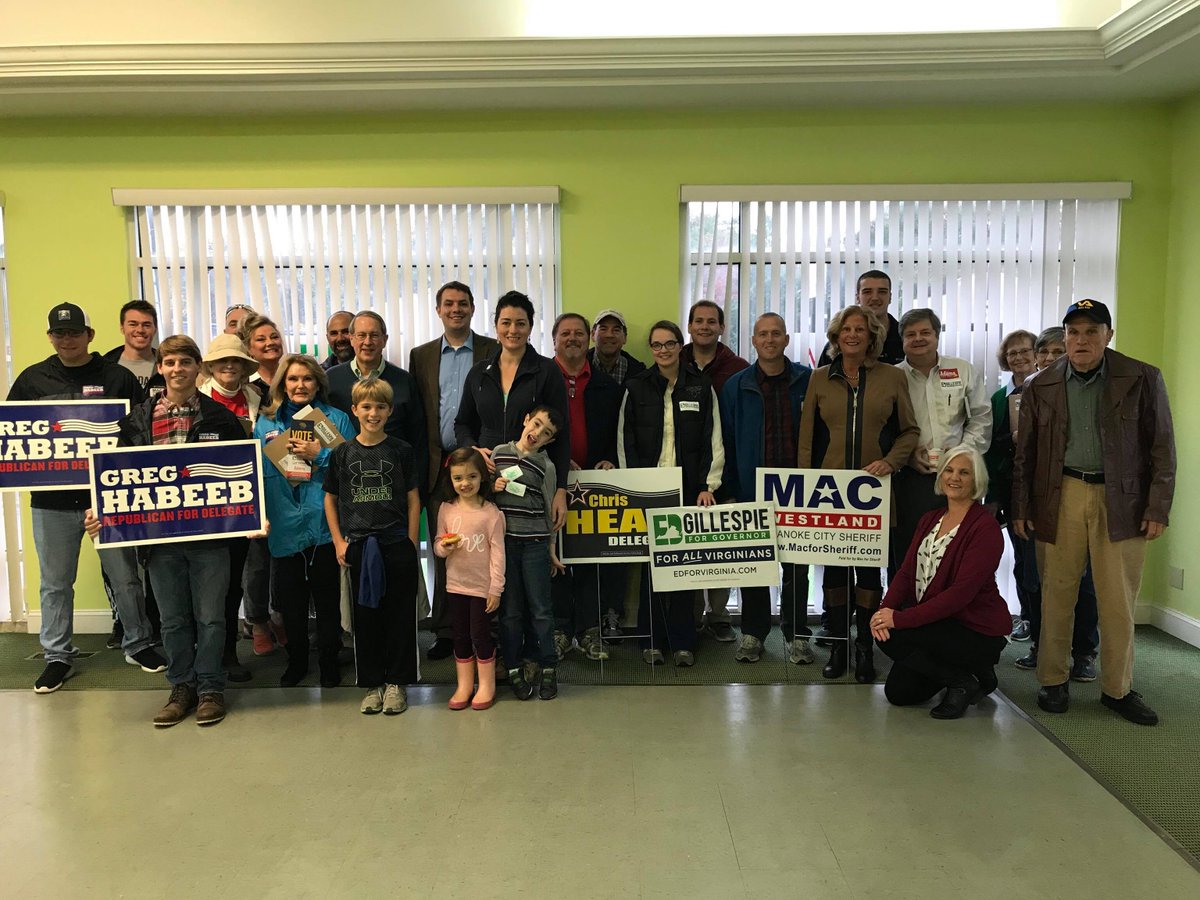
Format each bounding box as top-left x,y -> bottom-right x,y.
1013,299 -> 1175,725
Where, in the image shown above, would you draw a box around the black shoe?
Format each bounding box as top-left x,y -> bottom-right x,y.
427,637 -> 455,661
931,679 -> 980,720
853,645 -> 876,683
706,621 -> 737,643
539,667 -> 558,701
509,668 -> 535,701
319,660 -> 342,688
34,661 -> 73,694
280,664 -> 308,687
1037,682 -> 1070,714
224,652 -> 252,683
125,647 -> 168,673
105,620 -> 124,650
822,644 -> 847,679
1014,647 -> 1038,670
1069,655 -> 1097,683
1101,691 -> 1158,726
975,667 -> 998,697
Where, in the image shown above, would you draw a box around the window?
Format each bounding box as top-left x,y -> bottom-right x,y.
115,188 -> 562,360
0,201 -> 26,623
681,184 -> 1125,391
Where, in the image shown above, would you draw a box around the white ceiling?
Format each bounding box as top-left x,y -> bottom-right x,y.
2,0 -> 1199,117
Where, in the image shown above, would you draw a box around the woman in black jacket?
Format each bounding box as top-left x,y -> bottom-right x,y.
617,320 -> 725,667
454,291 -> 571,529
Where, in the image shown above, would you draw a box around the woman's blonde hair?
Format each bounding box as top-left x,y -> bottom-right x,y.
826,304 -> 887,361
262,354 -> 330,417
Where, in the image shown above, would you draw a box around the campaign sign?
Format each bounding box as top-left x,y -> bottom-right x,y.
89,440 -> 266,549
559,467 -> 683,564
648,502 -> 779,591
756,468 -> 891,566
0,400 -> 130,492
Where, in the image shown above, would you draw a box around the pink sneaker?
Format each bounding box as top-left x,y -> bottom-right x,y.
251,627 -> 275,656
269,619 -> 288,648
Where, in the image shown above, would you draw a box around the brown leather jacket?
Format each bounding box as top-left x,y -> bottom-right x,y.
797,357 -> 919,472
1012,349 -> 1175,543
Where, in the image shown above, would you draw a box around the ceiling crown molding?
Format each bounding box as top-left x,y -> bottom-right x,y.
2,6 -> 1200,115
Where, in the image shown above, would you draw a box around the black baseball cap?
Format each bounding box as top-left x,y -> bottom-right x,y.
47,302 -> 92,332
1062,299 -> 1112,329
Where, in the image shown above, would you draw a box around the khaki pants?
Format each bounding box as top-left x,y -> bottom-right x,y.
1036,477 -> 1145,698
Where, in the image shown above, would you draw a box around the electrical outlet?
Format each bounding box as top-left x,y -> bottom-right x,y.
1168,566 -> 1184,591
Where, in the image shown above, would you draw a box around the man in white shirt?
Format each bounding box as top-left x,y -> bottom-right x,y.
892,308 -> 991,577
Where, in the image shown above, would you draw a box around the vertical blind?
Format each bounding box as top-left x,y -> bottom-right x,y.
681,188 -> 1124,391
0,207 -> 25,623
118,190 -> 561,360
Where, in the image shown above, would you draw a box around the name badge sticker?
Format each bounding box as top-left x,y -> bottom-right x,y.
82,386 -> 105,397
679,401 -> 700,413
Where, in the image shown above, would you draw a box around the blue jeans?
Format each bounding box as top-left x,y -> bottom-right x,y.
500,537 -> 556,669
30,507 -> 154,664
147,541 -> 230,695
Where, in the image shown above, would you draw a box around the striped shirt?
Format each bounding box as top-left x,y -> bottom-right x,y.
491,441 -> 555,539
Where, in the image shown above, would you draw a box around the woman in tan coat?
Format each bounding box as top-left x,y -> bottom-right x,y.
798,305 -> 919,681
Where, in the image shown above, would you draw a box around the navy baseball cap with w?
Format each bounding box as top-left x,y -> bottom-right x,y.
47,302 -> 91,332
1062,298 -> 1112,328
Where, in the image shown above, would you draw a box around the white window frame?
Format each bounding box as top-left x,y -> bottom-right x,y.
680,183 -> 1127,391
115,187 -> 563,361
0,197 -> 27,624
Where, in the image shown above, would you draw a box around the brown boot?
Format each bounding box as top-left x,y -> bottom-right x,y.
153,683 -> 198,727
195,692 -> 227,726
449,657 -> 476,710
472,656 -> 497,710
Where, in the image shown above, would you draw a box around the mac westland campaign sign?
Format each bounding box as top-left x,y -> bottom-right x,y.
756,468 -> 891,566
648,502 -> 779,591
559,467 -> 683,564
0,400 -> 129,492
89,440 -> 266,549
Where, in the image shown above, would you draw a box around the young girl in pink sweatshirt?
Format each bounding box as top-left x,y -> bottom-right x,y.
434,448 -> 507,710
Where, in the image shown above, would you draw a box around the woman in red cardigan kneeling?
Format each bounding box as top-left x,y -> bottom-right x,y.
870,445 -> 1012,719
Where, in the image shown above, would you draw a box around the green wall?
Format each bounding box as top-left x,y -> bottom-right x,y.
0,102 -> 1183,614
1162,96 -> 1200,621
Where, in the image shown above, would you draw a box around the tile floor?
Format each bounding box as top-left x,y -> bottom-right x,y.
1,683 -> 1197,899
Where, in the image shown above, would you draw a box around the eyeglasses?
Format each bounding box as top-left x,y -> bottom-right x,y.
353,332 -> 384,342
1005,348 -> 1034,359
225,304 -> 254,315
48,329 -> 86,338
649,340 -> 680,352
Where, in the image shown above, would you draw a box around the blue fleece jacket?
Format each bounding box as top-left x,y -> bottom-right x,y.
719,360 -> 812,502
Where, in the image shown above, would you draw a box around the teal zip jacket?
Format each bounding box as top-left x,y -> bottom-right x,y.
253,399 -> 354,558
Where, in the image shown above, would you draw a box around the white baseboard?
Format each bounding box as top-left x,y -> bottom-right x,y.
1135,602 -> 1200,649
25,609 -> 114,636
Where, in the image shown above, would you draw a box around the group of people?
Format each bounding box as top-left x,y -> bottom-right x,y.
8,269 -> 1175,728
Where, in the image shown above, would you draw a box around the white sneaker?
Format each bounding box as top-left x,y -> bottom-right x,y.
382,683 -> 407,715
360,687 -> 384,715
788,638 -> 816,665
734,634 -> 764,663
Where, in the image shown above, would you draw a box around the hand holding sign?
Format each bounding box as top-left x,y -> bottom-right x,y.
84,508 -> 100,540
